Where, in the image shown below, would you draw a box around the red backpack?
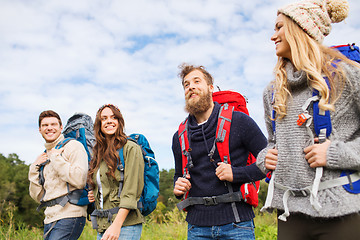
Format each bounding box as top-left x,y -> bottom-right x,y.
177,90 -> 260,212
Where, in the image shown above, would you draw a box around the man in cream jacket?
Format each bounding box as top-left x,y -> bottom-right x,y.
29,110 -> 88,239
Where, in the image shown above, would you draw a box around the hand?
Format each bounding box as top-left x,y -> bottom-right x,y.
173,174 -> 191,196
48,148 -> 64,156
304,138 -> 330,168
88,190 -> 95,203
265,148 -> 278,171
47,148 -> 64,160
35,152 -> 48,165
101,222 -> 121,240
216,162 -> 233,182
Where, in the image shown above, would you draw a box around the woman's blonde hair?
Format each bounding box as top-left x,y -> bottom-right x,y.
273,14 -> 357,119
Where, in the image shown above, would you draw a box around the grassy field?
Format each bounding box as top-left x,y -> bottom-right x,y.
0,206 -> 277,240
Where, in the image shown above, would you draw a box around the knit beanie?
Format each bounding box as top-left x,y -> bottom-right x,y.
278,0 -> 349,42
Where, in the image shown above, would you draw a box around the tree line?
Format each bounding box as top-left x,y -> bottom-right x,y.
0,153 -> 269,228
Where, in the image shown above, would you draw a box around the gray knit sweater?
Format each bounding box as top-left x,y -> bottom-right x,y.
257,61 -> 360,218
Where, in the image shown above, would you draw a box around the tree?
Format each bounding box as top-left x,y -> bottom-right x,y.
0,153 -> 44,227
158,168 -> 180,212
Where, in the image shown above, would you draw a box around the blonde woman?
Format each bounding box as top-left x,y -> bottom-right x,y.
256,0 -> 360,239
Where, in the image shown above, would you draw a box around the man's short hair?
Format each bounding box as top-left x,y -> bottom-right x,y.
178,63 -> 214,86
38,110 -> 62,127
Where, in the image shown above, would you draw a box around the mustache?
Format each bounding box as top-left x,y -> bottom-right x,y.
185,89 -> 200,100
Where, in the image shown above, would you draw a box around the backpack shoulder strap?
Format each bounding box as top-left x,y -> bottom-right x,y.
55,137 -> 74,149
215,103 -> 234,164
116,147 -> 125,197
312,77 -> 332,142
178,118 -> 192,177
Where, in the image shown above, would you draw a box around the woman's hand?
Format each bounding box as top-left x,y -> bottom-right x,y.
304,138 -> 330,168
265,148 -> 278,170
87,190 -> 95,203
101,208 -> 130,240
101,222 -> 121,240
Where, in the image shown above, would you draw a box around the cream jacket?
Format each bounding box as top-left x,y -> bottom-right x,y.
29,134 -> 88,224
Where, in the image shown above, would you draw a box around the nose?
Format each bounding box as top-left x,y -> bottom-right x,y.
271,32 -> 277,42
188,81 -> 196,90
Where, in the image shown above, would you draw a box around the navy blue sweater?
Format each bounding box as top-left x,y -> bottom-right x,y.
172,102 -> 267,226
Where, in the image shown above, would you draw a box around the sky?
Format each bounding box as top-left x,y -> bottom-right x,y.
1,0 -> 360,170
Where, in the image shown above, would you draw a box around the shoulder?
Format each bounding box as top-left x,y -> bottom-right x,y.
63,138 -> 86,151
124,139 -> 141,151
263,81 -> 275,101
231,110 -> 255,124
341,62 -> 360,83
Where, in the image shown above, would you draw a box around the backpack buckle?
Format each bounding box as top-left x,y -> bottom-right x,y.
203,196 -> 218,206
297,112 -> 311,126
289,189 -> 310,197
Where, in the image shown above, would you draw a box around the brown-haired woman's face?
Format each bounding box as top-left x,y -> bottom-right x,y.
271,14 -> 292,61
100,107 -> 119,137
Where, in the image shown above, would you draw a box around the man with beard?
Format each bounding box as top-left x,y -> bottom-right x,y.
172,64 -> 267,240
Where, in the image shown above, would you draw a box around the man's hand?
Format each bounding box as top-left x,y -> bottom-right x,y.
265,148 -> 278,171
304,138 -> 330,168
173,174 -> 191,196
216,162 -> 233,182
35,152 -> 48,165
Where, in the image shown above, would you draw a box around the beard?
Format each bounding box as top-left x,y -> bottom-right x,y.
185,89 -> 212,116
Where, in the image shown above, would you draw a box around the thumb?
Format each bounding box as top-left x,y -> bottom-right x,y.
185,173 -> 191,179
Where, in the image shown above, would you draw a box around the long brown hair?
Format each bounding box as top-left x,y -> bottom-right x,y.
88,104 -> 127,188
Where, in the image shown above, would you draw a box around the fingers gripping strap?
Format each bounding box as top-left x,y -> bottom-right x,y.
216,104 -> 233,164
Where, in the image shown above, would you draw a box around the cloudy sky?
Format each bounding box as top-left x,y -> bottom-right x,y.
1,0 -> 360,170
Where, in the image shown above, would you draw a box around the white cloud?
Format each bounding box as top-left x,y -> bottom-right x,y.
0,0 -> 359,171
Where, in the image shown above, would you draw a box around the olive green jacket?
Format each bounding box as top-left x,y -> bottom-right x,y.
92,140 -> 144,233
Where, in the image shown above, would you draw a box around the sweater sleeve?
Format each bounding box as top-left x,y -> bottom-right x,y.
326,63 -> 360,170
48,140 -> 88,189
119,141 -> 144,209
256,84 -> 276,174
28,162 -> 44,203
231,112 -> 267,183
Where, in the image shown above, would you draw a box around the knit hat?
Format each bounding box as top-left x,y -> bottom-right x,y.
278,0 -> 349,42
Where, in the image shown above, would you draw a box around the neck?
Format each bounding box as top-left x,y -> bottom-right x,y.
194,102 -> 214,124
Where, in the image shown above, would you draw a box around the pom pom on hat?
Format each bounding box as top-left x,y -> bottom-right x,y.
327,0 -> 349,23
278,0 -> 349,42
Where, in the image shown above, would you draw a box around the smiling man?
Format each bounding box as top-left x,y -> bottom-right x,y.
172,64 -> 267,240
28,110 -> 88,240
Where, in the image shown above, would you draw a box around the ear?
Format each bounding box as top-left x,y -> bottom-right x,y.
209,84 -> 214,93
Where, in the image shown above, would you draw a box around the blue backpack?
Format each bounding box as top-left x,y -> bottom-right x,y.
117,133 -> 159,216
267,43 -> 360,193
37,113 -> 95,210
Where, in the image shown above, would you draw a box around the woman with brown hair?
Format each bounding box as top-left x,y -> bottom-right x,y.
88,104 -> 144,240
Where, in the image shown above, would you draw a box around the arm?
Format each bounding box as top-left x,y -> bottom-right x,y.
48,140 -> 88,189
118,142 -> 144,209
314,63 -> 360,170
256,85 -> 277,174
229,112 -> 268,183
100,208 -> 130,240
28,153 -> 48,202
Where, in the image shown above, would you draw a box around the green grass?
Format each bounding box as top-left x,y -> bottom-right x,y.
0,205 -> 277,240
